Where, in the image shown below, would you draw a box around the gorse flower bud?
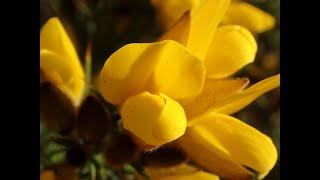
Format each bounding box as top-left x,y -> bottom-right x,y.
40,17 -> 85,107
120,92 -> 187,147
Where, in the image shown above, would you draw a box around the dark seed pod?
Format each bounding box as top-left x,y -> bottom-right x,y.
103,133 -> 139,168
40,82 -> 77,134
77,94 -> 111,144
141,145 -> 188,168
66,143 -> 89,167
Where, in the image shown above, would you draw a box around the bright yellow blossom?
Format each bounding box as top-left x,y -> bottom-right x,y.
159,0 -> 256,74
157,0 -> 279,178
40,17 -> 85,107
99,0 -> 280,179
151,0 -> 276,33
99,40 -> 205,147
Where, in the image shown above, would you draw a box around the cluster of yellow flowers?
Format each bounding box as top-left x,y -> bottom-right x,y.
152,0 -> 276,34
40,0 -> 280,179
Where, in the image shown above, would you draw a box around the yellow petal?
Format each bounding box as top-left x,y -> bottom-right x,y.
120,92 -> 187,146
40,17 -> 83,79
151,0 -> 202,30
187,0 -> 231,59
40,50 -> 73,85
184,112 -> 278,179
184,77 -> 249,118
99,40 -> 205,105
204,25 -> 257,78
146,163 -> 219,180
149,41 -> 205,104
40,50 -> 84,106
159,12 -> 191,47
222,1 -> 276,33
99,42 -> 160,105
40,17 -> 84,106
178,124 -> 253,179
208,74 -> 280,114
160,0 -> 231,60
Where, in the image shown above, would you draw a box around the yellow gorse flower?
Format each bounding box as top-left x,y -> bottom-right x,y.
100,40 -> 205,147
151,0 -> 276,34
40,17 -> 85,107
99,0 -> 280,179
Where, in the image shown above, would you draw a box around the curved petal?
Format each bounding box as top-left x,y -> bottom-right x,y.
160,0 -> 231,60
222,1 -> 276,33
40,17 -> 84,106
208,74 -> 280,114
99,40 -> 205,105
149,41 -> 206,104
120,92 -> 187,146
40,50 -> 84,106
159,12 -> 190,47
204,25 -> 257,78
178,124 -> 253,179
187,0 -> 231,59
99,42 -> 160,105
184,112 -> 278,179
40,17 -> 83,79
145,163 -> 219,180
184,77 -> 249,118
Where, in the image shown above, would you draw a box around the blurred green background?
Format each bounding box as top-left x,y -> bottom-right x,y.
40,0 -> 280,179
